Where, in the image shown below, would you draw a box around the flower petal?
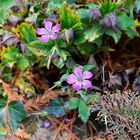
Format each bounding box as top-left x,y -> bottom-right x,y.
83,71 -> 92,79
36,28 -> 48,35
74,67 -> 82,77
66,74 -> 77,84
52,24 -> 60,32
51,33 -> 58,39
40,35 -> 49,42
83,80 -> 92,89
44,20 -> 53,31
72,82 -> 82,91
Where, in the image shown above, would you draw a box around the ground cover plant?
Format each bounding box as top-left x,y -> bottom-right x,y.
0,0 -> 140,139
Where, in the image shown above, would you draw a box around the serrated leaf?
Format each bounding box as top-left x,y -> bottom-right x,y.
60,4 -> 82,30
17,22 -> 37,43
78,100 -> 90,123
100,1 -> 122,15
65,97 -> 79,110
0,100 -> 27,132
44,98 -> 65,117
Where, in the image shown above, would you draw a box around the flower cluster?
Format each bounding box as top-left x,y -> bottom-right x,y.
66,67 -> 93,91
36,20 -> 60,42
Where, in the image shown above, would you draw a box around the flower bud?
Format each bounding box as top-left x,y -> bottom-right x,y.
89,8 -> 101,20
60,28 -> 73,44
100,12 -> 117,29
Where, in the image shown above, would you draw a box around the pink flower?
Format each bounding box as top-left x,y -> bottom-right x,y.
66,67 -> 93,91
36,20 -> 60,42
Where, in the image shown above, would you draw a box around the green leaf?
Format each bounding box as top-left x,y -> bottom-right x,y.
125,27 -> 138,39
17,56 -> 29,70
77,9 -> 89,20
8,101 -> 27,132
84,24 -> 104,42
45,97 -> 65,117
0,99 -> 6,127
118,14 -> 134,31
85,94 -> 100,104
77,42 -> 96,55
83,65 -> 95,71
0,0 -> 16,10
17,22 -> 37,43
0,9 -> 6,24
123,0 -> 134,11
77,8 -> 90,24
0,128 -> 6,135
60,4 -> 82,30
74,31 -> 86,45
100,1 -> 122,15
104,28 -> 122,43
0,100 -> 27,132
46,0 -> 63,15
65,97 -> 79,110
78,100 -> 90,123
136,0 -> 140,12
0,46 -> 19,65
53,57 -> 64,69
0,46 -> 29,69
27,40 -> 55,56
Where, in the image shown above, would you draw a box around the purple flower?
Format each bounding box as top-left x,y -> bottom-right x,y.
60,28 -> 73,41
100,12 -> 117,29
44,120 -> 51,129
66,67 -> 93,91
36,20 -> 60,42
89,8 -> 101,20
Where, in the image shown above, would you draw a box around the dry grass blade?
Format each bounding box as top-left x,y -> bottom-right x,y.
2,81 -> 23,102
24,90 -> 67,111
27,72 -> 49,90
12,128 -> 31,140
